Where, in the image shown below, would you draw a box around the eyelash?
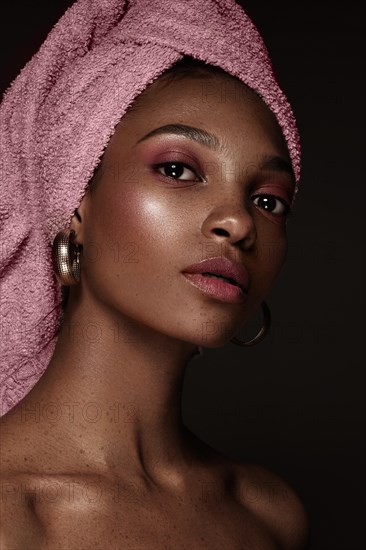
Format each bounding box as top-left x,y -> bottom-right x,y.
153,161 -> 291,216
153,161 -> 203,182
251,194 -> 291,217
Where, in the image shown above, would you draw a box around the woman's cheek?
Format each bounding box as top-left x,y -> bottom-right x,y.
260,234 -> 287,285
252,214 -> 287,277
101,189 -> 173,268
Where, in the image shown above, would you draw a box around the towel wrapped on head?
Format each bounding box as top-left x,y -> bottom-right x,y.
0,0 -> 301,416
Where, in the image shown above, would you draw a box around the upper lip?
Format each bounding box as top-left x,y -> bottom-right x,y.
182,256 -> 249,292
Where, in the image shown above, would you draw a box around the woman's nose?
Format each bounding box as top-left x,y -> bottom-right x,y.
201,202 -> 257,250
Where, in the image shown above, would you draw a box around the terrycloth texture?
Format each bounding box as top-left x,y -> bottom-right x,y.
0,0 -> 301,416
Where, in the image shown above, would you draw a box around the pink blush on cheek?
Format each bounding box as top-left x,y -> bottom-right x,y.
104,185 -> 166,248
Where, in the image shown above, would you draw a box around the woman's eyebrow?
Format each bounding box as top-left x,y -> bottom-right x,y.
135,123 -> 221,150
258,155 -> 295,181
136,124 -> 295,183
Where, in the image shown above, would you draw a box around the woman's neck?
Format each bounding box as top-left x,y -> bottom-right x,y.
14,293 -> 199,486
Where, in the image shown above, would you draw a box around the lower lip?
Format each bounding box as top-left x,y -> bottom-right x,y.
183,273 -> 247,304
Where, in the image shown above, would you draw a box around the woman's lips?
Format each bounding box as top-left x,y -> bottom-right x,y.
182,256 -> 249,304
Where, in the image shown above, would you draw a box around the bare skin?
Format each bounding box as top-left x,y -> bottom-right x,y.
0,71 -> 308,549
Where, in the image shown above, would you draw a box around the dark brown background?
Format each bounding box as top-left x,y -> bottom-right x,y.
1,2 -> 364,549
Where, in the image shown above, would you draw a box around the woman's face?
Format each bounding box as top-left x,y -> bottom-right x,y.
74,71 -> 295,347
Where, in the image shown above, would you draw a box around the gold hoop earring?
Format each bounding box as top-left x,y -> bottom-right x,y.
52,228 -> 81,286
230,301 -> 271,347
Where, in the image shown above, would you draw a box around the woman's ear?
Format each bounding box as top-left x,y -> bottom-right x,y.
68,190 -> 91,245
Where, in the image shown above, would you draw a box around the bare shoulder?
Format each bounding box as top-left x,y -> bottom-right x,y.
232,461 -> 309,550
184,431 -> 309,548
0,409 -> 47,547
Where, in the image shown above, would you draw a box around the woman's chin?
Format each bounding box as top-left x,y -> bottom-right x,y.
192,330 -> 238,349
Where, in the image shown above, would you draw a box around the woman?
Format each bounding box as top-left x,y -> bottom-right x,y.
0,0 -> 308,547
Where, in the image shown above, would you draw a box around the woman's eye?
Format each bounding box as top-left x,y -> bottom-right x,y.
252,194 -> 290,216
154,162 -> 201,182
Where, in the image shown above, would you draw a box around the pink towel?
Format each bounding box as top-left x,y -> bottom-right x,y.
0,0 -> 300,416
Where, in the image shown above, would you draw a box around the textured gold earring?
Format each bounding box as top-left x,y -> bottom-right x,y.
230,301 -> 271,347
52,228 -> 81,286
